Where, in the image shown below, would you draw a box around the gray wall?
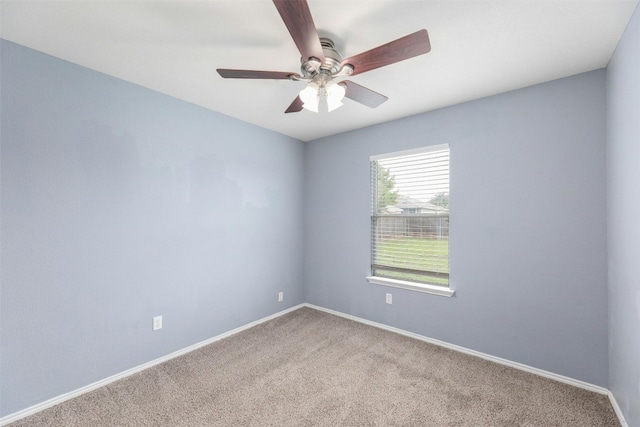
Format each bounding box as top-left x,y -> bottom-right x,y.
304,70 -> 609,387
4,29 -> 634,419
0,40 -> 305,416
606,3 -> 640,425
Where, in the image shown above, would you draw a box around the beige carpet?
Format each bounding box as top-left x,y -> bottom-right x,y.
9,307 -> 619,426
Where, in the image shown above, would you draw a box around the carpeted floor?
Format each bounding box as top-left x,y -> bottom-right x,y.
8,307 -> 619,426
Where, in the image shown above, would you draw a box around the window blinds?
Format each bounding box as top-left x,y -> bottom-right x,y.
371,145 -> 450,286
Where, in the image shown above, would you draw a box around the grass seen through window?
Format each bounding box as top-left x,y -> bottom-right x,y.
375,237 -> 449,286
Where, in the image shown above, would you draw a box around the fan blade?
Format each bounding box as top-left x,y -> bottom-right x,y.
217,69 -> 300,80
340,29 -> 431,76
273,0 -> 325,63
340,81 -> 388,108
285,96 -> 304,114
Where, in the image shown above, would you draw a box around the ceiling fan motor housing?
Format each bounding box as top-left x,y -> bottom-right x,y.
300,38 -> 352,82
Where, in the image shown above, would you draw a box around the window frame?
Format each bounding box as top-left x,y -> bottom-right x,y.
367,144 -> 454,298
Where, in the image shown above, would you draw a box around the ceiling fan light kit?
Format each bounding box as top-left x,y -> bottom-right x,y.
299,74 -> 347,113
217,0 -> 431,114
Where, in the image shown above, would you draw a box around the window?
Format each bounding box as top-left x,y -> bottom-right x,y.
367,145 -> 453,297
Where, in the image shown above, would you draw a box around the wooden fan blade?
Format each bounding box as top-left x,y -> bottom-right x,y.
340,29 -> 431,77
273,0 -> 325,62
285,96 -> 304,114
217,69 -> 300,79
340,81 -> 388,108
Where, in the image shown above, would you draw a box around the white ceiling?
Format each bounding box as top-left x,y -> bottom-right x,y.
1,0 -> 638,141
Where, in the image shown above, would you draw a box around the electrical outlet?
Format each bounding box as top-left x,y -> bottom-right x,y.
152,316 -> 162,331
385,293 -> 392,304
278,291 -> 284,302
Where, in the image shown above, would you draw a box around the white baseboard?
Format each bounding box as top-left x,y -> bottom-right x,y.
2,303 -> 628,427
607,390 -> 629,427
304,303 -> 629,426
0,304 -> 305,427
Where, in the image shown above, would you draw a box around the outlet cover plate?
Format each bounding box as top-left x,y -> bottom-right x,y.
153,316 -> 162,331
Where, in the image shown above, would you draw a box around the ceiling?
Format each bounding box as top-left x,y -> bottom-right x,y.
1,0 -> 638,142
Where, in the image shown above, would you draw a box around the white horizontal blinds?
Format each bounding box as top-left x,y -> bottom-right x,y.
371,146 -> 450,286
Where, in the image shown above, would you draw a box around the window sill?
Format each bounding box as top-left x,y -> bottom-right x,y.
366,276 -> 455,297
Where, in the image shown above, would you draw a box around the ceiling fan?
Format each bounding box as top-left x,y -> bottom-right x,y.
217,0 -> 431,114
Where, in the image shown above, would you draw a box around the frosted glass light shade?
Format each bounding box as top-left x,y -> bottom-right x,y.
299,82 -> 319,112
326,80 -> 345,112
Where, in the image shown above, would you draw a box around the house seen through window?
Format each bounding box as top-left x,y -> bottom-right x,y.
370,145 -> 450,288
